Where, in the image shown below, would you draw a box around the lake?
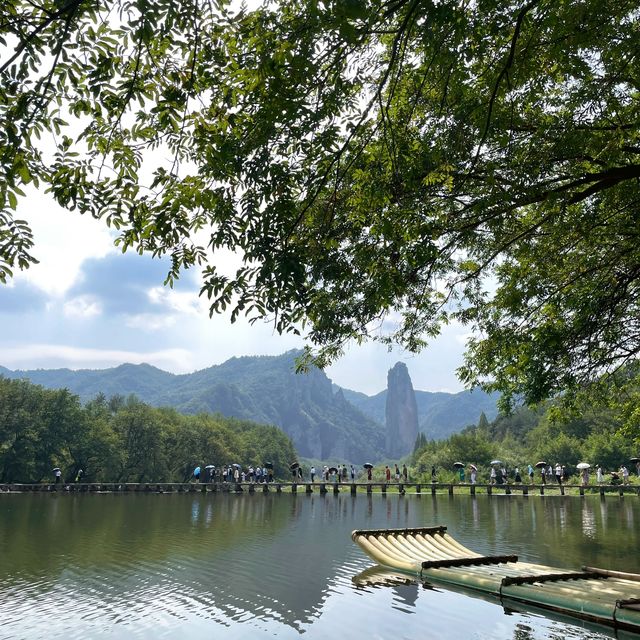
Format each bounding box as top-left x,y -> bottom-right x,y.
1,492 -> 639,639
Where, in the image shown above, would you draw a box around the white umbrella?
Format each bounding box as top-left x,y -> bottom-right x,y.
490,460 -> 503,465
576,462 -> 590,470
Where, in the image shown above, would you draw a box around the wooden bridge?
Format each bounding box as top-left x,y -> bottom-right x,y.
1,481 -> 638,497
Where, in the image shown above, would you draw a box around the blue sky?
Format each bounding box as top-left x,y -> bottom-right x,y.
0,188 -> 470,395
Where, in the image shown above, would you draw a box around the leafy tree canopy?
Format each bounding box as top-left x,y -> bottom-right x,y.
1,0 -> 639,406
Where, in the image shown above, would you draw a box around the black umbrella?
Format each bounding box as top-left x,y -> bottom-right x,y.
289,462 -> 299,470
328,467 -> 338,474
363,463 -> 373,469
535,461 -> 547,468
264,462 -> 274,469
453,462 -> 464,468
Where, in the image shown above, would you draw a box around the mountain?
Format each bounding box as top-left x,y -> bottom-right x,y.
385,363 -> 419,457
340,386 -> 499,441
1,352 -> 499,458
0,352 -> 384,463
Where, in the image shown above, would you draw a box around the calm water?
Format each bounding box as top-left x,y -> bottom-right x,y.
1,492 -> 639,639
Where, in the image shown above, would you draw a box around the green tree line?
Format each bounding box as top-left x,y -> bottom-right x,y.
0,376 -> 297,483
411,396 -> 639,485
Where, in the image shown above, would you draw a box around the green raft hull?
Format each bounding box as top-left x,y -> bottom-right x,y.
352,526 -> 640,633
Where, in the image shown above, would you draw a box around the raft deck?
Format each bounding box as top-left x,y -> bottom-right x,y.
351,525 -> 640,632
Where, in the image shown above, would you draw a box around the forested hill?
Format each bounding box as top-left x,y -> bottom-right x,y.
339,387 -> 500,441
1,351 -> 499,460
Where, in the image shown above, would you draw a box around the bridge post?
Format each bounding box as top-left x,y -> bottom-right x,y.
416,484 -> 421,494
350,484 -> 356,495
448,484 -> 454,495
366,484 -> 372,494
381,483 -> 387,494
470,484 -> 475,496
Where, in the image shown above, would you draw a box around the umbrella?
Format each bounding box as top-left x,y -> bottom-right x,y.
289,462 -> 299,470
328,467 -> 338,474
52,467 -> 60,472
205,464 -> 215,470
490,460 -> 503,465
469,464 -> 478,471
363,463 -> 373,469
535,461 -> 547,468
576,462 -> 590,470
232,463 -> 241,469
264,462 -> 274,469
630,457 -> 640,463
453,462 -> 465,468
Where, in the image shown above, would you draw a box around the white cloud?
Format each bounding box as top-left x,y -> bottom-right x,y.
0,344 -> 194,373
16,188 -> 116,296
147,286 -> 206,315
125,313 -> 178,331
63,296 -> 102,318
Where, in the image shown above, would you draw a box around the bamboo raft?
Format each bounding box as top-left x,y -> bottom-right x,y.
351,525 -> 640,632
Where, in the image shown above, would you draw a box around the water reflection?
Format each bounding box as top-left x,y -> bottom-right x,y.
0,494 -> 639,639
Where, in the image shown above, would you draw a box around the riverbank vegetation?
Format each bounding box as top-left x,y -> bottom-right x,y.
411,388 -> 639,485
0,377 -> 296,483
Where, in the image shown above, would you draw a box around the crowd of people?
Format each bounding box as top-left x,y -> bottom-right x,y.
192,464 -> 274,484
475,461 -> 640,486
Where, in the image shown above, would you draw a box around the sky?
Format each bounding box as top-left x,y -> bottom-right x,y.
0,189 -> 471,395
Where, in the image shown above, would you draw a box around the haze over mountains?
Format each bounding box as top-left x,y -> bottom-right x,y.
0,350 -> 499,462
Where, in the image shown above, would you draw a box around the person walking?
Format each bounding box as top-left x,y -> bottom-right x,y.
581,468 -> 590,486
310,466 -> 316,483
470,466 -> 477,485
541,466 -> 546,484
596,465 -> 603,484
394,464 -> 400,482
555,463 -> 562,484
514,468 -> 522,484
350,465 -> 355,482
385,466 -> 391,482
431,466 -> 437,482
490,467 -> 496,485
367,466 -> 372,482
621,465 -> 630,485
527,464 -> 534,484
402,464 -> 408,482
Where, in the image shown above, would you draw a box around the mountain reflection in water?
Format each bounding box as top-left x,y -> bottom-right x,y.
0,493 -> 638,639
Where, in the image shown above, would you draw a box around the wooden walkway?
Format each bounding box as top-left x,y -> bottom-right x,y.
1,481 -> 639,497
